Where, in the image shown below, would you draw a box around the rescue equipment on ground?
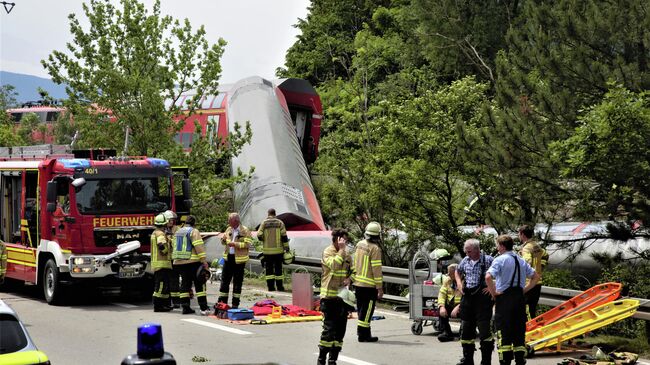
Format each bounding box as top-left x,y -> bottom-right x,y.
408,251 -> 442,335
527,282 -> 622,332
526,299 -> 640,353
557,346 -> 638,365
227,308 -> 255,321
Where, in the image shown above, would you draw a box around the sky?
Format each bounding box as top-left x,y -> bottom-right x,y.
0,0 -> 310,84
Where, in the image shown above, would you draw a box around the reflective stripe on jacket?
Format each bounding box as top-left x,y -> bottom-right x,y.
519,240 -> 548,284
150,228 -> 172,271
222,225 -> 252,264
173,226 -> 206,265
438,276 -> 461,308
351,239 -> 383,289
320,245 -> 351,298
257,217 -> 288,255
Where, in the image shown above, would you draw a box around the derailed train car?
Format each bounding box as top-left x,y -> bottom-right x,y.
176,77 -> 326,231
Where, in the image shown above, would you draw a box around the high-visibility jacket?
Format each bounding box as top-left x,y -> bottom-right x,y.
438,275 -> 461,308
172,226 -> 207,265
257,216 -> 288,255
351,239 -> 383,289
222,225 -> 252,264
0,241 -> 6,279
150,228 -> 172,271
320,245 -> 351,298
519,239 -> 548,284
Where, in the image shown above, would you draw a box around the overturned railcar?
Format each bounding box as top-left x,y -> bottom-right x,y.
176,77 -> 325,231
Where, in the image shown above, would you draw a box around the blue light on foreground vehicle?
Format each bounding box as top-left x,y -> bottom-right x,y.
137,323 -> 164,359
146,158 -> 170,167
59,159 -> 91,169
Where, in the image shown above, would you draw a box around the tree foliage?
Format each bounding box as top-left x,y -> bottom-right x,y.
42,0 -> 226,157
41,0 -> 251,231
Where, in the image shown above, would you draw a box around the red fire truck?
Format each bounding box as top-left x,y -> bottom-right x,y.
0,145 -> 191,304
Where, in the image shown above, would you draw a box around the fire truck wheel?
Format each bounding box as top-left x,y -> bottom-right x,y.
43,259 -> 63,305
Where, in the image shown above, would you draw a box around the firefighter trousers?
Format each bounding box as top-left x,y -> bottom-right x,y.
524,284 -> 542,319
319,297 -> 349,351
169,264 -> 181,306
355,286 -> 378,331
459,287 -> 494,365
152,268 -> 171,308
495,287 -> 527,365
178,262 -> 208,311
264,253 -> 284,291
218,254 -> 245,308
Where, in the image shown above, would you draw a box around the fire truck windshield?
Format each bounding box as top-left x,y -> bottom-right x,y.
75,177 -> 171,214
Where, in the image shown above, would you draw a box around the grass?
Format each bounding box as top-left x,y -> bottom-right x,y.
574,334 -> 650,356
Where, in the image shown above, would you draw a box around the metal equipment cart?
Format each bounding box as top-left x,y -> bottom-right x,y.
408,251 -> 442,335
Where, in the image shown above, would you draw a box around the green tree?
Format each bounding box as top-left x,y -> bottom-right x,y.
411,0 -> 524,84
0,84 -> 25,146
551,86 -> 650,225
42,0 -> 226,156
462,0 -> 650,230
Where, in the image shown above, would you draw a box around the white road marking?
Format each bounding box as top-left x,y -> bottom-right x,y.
113,302 -> 138,308
314,353 -> 377,365
374,309 -> 409,319
181,318 -> 253,335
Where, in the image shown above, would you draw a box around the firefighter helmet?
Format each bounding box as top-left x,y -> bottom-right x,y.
162,210 -> 177,221
364,221 -> 381,237
337,287 -> 356,310
283,251 -> 295,265
196,265 -> 211,281
154,213 -> 168,226
431,248 -> 452,261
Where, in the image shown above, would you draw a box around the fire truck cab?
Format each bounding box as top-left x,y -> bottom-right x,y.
0,145 -> 191,304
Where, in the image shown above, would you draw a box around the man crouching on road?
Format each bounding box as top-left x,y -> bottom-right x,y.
486,235 -> 539,365
318,228 -> 353,365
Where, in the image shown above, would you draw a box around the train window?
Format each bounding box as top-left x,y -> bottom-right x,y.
181,132 -> 192,148
211,94 -> 225,108
46,112 -> 60,122
10,113 -> 22,122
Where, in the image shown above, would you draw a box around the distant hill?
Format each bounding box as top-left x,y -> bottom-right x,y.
0,71 -> 67,104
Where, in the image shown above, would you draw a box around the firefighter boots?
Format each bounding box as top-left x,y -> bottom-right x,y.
457,344 -> 475,365
328,348 -> 340,365
267,280 -> 275,291
317,347 -> 329,365
480,342 -> 493,365
357,327 -> 378,342
276,280 -> 285,292
182,306 -> 196,315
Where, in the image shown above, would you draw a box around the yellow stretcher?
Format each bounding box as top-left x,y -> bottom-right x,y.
526,299 -> 639,353
250,315 -> 323,325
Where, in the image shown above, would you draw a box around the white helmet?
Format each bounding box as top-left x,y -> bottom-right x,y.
162,210 -> 177,221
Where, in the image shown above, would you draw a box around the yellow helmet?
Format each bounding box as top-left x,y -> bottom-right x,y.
364,221 -> 381,237
154,213 -> 168,226
283,251 -> 295,265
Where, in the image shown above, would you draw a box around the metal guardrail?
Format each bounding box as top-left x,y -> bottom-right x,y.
248,252 -> 650,321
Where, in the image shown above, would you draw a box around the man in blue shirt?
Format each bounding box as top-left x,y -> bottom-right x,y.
486,235 -> 540,365
454,239 -> 495,365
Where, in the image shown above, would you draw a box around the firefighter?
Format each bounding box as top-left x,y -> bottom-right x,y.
163,210 -> 181,308
318,228 -> 353,365
218,212 -> 252,309
0,240 -> 7,284
151,214 -> 173,312
437,263 -> 462,342
518,224 -> 548,319
257,208 -> 289,291
172,215 -> 210,315
455,239 -> 495,365
352,221 -> 384,342
486,235 -> 539,365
